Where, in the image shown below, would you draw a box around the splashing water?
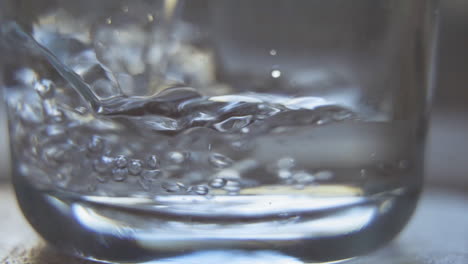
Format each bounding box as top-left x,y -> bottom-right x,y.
2,13 -> 421,264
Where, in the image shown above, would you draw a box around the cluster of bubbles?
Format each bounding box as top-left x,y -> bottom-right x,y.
86,136 -> 244,196
9,73 -> 413,198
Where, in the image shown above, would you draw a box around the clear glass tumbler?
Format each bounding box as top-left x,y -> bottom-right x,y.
1,0 -> 439,263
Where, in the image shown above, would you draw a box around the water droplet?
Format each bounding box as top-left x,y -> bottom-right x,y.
112,168 -> 128,182
114,155 -> 128,168
168,151 -> 185,164
162,182 -> 185,193
146,155 -> 160,168
293,171 -> 315,184
147,14 -> 154,22
93,156 -> 114,173
106,17 -> 112,24
271,70 -> 281,78
209,178 -> 227,188
128,159 -> 143,175
209,153 -> 233,168
314,170 -> 334,181
141,169 -> 161,181
34,79 -> 55,98
87,136 -> 104,153
190,185 -> 209,195
269,49 -> 277,56
277,157 -> 295,169
213,115 -> 252,132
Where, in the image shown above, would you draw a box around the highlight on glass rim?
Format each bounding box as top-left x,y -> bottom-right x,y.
0,0 -> 439,263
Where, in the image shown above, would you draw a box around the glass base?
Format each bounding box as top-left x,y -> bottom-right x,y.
13,172 -> 419,263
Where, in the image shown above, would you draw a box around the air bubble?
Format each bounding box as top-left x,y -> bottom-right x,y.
223,180 -> 241,193
278,170 -> 292,180
128,159 -> 143,175
293,171 -> 315,184
168,151 -> 185,164
114,155 -> 128,168
215,169 -> 240,181
146,155 -> 160,168
34,79 -> 55,98
112,168 -> 128,182
209,153 -> 233,168
43,146 -> 67,164
87,136 -> 104,153
314,170 -> 334,181
141,169 -> 161,181
93,156 -> 114,173
209,178 -> 227,188
277,157 -> 295,169
190,185 -> 210,195
213,115 -> 252,132
162,182 -> 185,193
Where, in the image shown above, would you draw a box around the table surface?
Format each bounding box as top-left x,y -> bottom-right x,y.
0,184 -> 467,264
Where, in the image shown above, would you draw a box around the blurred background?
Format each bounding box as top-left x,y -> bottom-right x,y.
0,0 -> 467,191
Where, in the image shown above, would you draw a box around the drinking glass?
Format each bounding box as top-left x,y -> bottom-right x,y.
0,0 -> 439,263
